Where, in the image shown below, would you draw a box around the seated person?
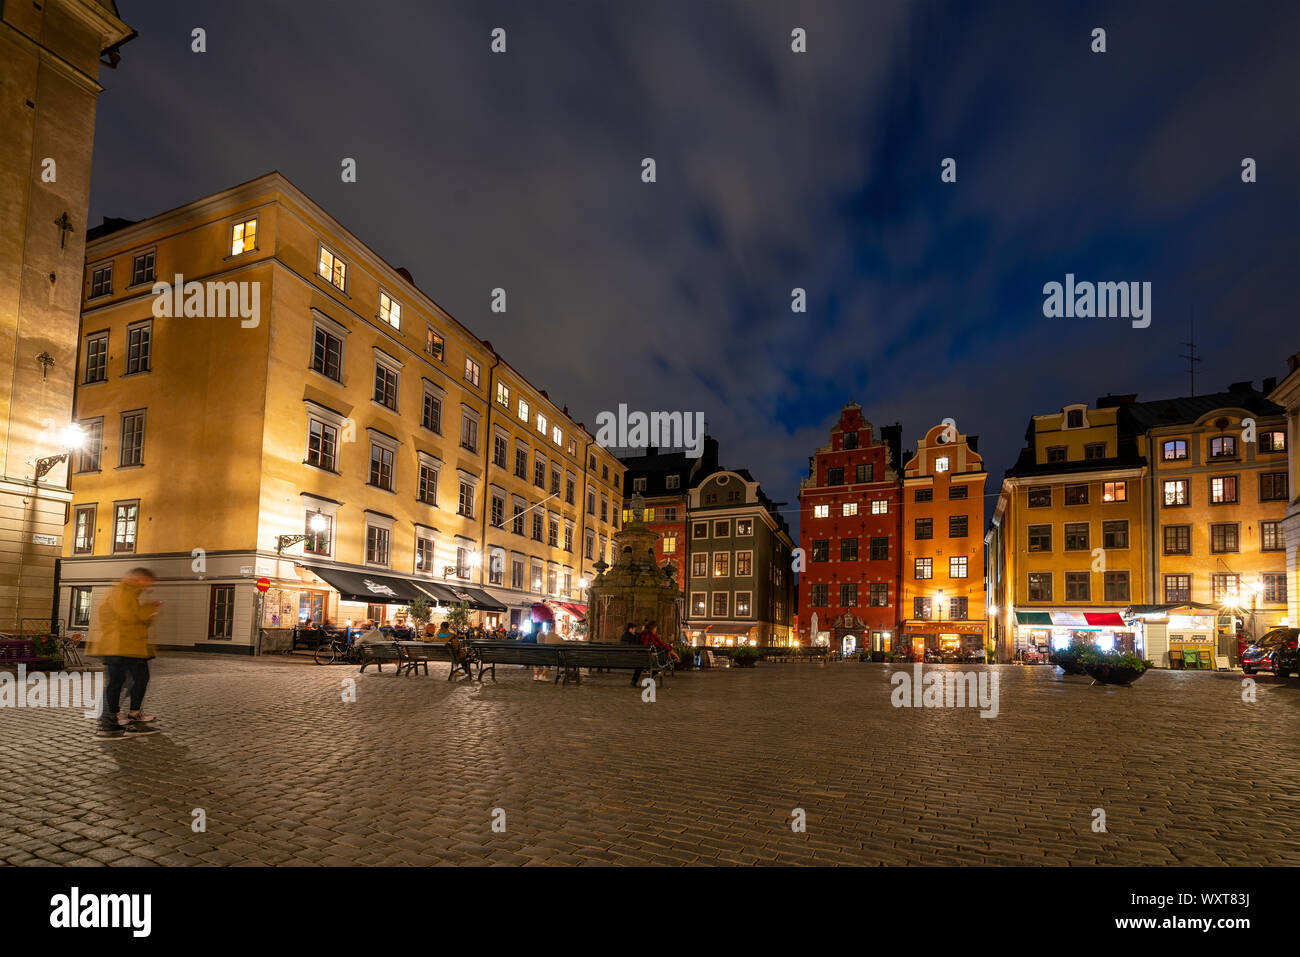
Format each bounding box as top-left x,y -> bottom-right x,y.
436,622 -> 475,679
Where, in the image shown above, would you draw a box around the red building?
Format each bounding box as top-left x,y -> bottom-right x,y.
797,403 -> 903,655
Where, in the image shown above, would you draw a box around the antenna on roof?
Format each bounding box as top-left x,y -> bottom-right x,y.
1178,311 -> 1201,396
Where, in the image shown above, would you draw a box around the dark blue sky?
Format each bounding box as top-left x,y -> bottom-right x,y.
89,0 -> 1299,533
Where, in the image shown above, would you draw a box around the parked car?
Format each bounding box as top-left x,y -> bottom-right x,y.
1240,628 -> 1300,676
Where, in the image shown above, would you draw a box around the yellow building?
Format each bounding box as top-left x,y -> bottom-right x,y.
61,172 -> 622,650
987,398 -> 1150,662
1268,353 -> 1300,628
0,0 -> 132,631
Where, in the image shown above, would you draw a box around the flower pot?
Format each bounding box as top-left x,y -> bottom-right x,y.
1052,655 -> 1089,675
1084,662 -> 1149,685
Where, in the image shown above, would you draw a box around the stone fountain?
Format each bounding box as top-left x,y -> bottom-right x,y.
586,494 -> 681,642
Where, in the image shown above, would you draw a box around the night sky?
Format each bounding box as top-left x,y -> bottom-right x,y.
87,1 -> 1299,535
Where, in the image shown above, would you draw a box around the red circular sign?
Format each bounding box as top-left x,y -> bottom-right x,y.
256,577 -> 271,592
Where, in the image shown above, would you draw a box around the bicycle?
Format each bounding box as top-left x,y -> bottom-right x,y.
313,635 -> 363,665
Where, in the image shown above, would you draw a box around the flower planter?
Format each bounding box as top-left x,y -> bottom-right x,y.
1052,654 -> 1089,675
1084,662 -> 1149,685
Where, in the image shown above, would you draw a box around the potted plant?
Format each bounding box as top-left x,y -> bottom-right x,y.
672,642 -> 695,669
1051,637 -> 1092,675
731,645 -> 760,668
1082,649 -> 1152,686
406,599 -> 432,638
442,601 -> 471,635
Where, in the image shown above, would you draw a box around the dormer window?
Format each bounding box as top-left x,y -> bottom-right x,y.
1066,409 -> 1084,428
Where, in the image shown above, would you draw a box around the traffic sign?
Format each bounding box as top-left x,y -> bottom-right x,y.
256,577 -> 271,593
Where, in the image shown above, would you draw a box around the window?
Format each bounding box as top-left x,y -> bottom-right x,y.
1262,573 -> 1287,604
811,540 -> 829,562
1164,574 -> 1191,603
949,556 -> 968,579
231,218 -> 257,255
1163,480 -> 1189,507
809,584 -> 828,607
662,535 -> 677,555
1211,573 -> 1240,602
365,525 -> 390,565
736,592 -> 752,617
949,515 -> 968,538
870,537 -> 889,561
1259,431 -> 1287,453
83,332 -> 108,384
914,558 -> 932,580
827,467 -> 843,485
693,521 -> 708,539
89,263 -> 112,297
914,517 -> 933,540
914,488 -> 933,503
71,587 -> 93,629
119,411 -> 145,467
1102,520 -> 1129,549
871,500 -> 889,515
317,245 -> 347,290
552,426 -> 562,446
417,464 -> 438,505
950,597 -> 968,620
1103,571 -> 1130,602
304,511 -> 332,556
1066,409 -> 1084,428
1262,521 -> 1284,551
1064,484 -> 1088,506
517,448 -> 530,480
666,475 -> 681,490
1046,447 -> 1066,464
813,504 -> 829,519
949,485 -> 968,500
368,443 -> 394,490
856,464 -> 873,483
312,327 -> 343,381
1028,572 -> 1052,602
736,519 -> 753,536
536,413 -> 548,436
840,538 -> 858,561
511,558 -> 524,589
489,550 -> 505,585
112,501 -> 139,553
306,418 -> 338,471
1028,525 -> 1052,552
415,535 -> 434,573
913,597 -> 932,620
458,481 -> 475,518
76,419 -> 103,472
842,502 -> 858,517
518,399 -> 530,422
1084,443 -> 1105,460
1260,472 -> 1288,502
512,503 -> 525,536
492,434 -> 508,468
1209,435 -> 1236,458
601,497 -> 609,523
713,553 -> 730,577
1163,525 -> 1191,555
490,495 -> 505,529
1209,475 -> 1238,504
567,437 -> 578,457
533,457 -> 546,488
1065,571 -> 1090,601
125,322 -> 151,374
548,517 -> 559,548
1102,481 -> 1126,503
842,431 -> 859,449
208,585 -> 235,639
464,357 -> 481,387
1162,439 -> 1188,461
566,475 -> 576,505
869,583 -> 888,606
1210,523 -> 1239,553
736,551 -> 753,575
711,593 -> 729,617
378,291 -> 401,328
840,584 -> 858,607
934,456 -> 949,472
373,361 -> 399,410
547,566 -> 558,596
460,412 -> 478,453
425,328 -> 444,361
691,592 -> 707,616
691,554 -> 707,577
1064,522 -> 1089,551
131,250 -> 155,286
531,512 -> 544,542
1028,486 -> 1052,508
73,505 -> 96,554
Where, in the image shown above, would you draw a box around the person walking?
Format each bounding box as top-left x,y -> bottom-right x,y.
87,567 -> 162,740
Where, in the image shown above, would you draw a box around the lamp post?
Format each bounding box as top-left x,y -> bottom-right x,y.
1249,580 -> 1264,643
277,509 -> 328,554
35,423 -> 86,481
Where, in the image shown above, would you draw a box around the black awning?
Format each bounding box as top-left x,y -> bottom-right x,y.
414,581 -> 460,604
298,564 -> 428,604
437,585 -> 507,612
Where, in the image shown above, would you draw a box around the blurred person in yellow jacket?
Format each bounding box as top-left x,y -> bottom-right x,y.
87,568 -> 161,740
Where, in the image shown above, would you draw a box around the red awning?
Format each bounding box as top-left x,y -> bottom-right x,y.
555,602 -> 586,620
530,603 -> 554,623
1084,612 -> 1126,627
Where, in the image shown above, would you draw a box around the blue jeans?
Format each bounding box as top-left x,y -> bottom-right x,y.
100,656 -> 150,728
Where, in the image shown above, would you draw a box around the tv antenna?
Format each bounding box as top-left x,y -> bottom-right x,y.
1178,313 -> 1201,396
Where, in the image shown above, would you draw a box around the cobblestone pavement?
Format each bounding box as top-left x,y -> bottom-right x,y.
1,655 -> 1298,866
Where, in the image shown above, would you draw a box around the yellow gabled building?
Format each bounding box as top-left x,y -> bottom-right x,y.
62,173 -> 622,650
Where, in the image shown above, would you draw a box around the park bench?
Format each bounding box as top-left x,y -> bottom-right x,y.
469,641 -> 565,682
560,643 -> 670,687
357,641 -> 404,673
394,640 -> 465,680
0,638 -> 45,666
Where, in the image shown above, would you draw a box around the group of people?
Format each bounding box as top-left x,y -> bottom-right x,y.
620,621 -> 679,686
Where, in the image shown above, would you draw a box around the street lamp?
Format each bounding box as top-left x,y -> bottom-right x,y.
1249,580 -> 1264,642
277,509 -> 327,554
35,423 -> 86,480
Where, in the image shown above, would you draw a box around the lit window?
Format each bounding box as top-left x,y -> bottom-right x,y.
496,382 -> 510,407
537,413 -> 548,435
842,502 -> 858,517
518,399 -> 529,422
317,245 -> 347,290
1102,481 -> 1127,502
231,219 -> 257,255
425,328 -> 444,361
935,457 -> 950,472
378,291 -> 401,328
552,425 -> 562,446
813,504 -> 829,518
871,500 -> 889,514
464,357 -> 481,387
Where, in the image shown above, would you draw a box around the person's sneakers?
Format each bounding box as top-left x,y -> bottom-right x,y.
118,711 -> 156,725
93,726 -> 125,740
122,721 -> 159,736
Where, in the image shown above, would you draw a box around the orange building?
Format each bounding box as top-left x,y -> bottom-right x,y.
901,424 -> 987,659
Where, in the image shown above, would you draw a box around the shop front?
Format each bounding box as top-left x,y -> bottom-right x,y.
902,619 -> 985,659
1126,603 -> 1221,669
1011,609 -> 1140,663
551,601 -> 587,638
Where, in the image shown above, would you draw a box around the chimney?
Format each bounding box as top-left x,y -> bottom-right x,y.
967,435 -> 980,454
1262,376 -> 1277,393
1227,380 -> 1252,394
395,266 -> 415,285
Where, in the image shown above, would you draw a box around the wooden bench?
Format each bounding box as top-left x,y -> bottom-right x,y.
560,643 -> 669,687
0,639 -> 45,666
469,641 -> 565,683
394,640 -> 465,680
357,641 -> 404,673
